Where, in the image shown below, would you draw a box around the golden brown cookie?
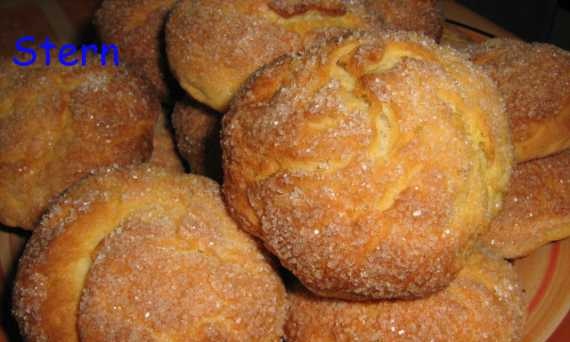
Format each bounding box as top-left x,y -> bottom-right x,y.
13,165 -> 287,341
366,0 -> 444,41
0,57 -> 158,230
172,100 -> 222,180
222,30 -> 513,300
470,38 -> 570,162
95,0 -> 178,98
166,0 -> 383,111
285,249 -> 526,342
481,150 -> 570,258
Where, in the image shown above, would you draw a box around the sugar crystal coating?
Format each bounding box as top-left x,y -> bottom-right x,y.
365,0 -> 444,41
95,0 -> 179,98
166,0 -> 383,111
223,30 -> 513,300
0,54 -> 158,230
285,249 -> 526,342
12,165 -> 287,341
469,38 -> 570,162
481,150 -> 570,258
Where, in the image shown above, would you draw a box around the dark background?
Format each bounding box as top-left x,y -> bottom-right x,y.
458,0 -> 570,49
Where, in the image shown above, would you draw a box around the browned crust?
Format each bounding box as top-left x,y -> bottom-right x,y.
469,38 -> 570,162
171,100 -> 223,180
365,0 -> 444,41
222,30 -> 513,300
12,165 -> 287,341
481,150 -> 570,258
166,0 -> 382,111
268,0 -> 348,17
0,56 -> 158,230
95,0 -> 178,98
149,112 -> 185,172
285,250 -> 526,342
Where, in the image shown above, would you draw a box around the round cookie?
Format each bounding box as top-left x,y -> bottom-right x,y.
223,30 -> 513,300
285,250 -> 525,342
470,38 -> 570,162
95,0 -> 179,98
166,0 -> 383,111
0,55 -> 158,230
12,166 -> 287,341
481,150 -> 570,258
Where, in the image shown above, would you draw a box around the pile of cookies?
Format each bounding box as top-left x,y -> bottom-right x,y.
1,0 -> 569,341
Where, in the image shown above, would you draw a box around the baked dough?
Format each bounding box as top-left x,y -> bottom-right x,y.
481,150 -> 570,258
166,0 -> 383,111
0,56 -> 158,230
12,166 -> 287,341
223,30 -> 513,299
365,0 -> 444,41
149,112 -> 185,172
172,100 -> 222,180
95,0 -> 178,98
285,250 -> 525,342
470,38 -> 570,162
